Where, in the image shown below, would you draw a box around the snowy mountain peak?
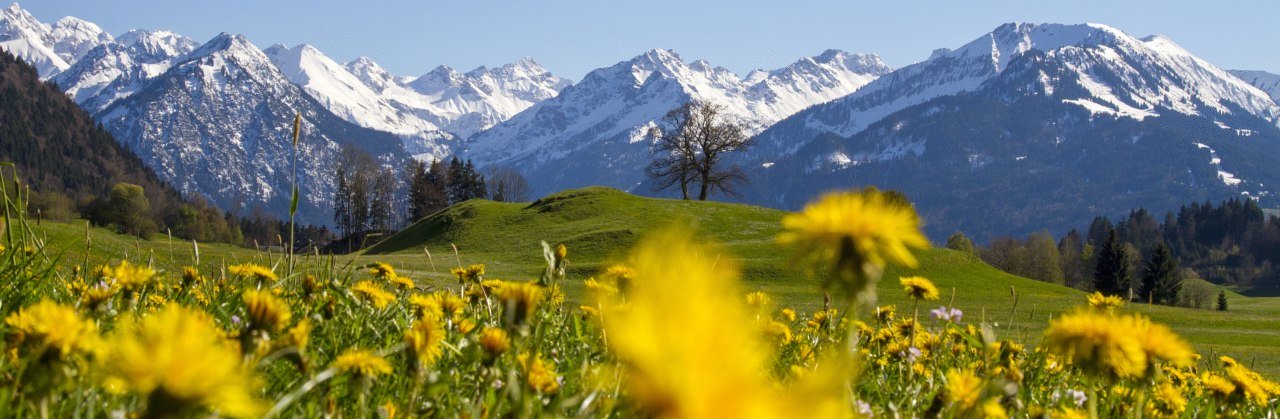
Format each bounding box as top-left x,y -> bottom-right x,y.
263,41 -> 451,156
50,15 -> 111,61
117,29 -> 195,58
757,21 -> 1280,155
465,47 -> 893,195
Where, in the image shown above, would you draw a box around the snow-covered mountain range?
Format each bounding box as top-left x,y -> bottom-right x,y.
739,23 -> 1280,240
4,2 -> 1279,239
94,33 -> 408,226
0,3 -> 571,224
464,48 -> 893,195
0,3 -> 109,77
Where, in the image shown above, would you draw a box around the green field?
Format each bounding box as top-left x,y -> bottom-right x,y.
30,187 -> 1280,376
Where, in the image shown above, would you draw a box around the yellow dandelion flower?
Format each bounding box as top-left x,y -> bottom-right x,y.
367,262 -> 396,279
778,188 -> 928,300
554,243 -> 567,262
1132,318 -> 1194,369
387,274 -> 415,290
762,320 -> 794,345
109,260 -> 156,292
242,290 -> 291,333
1223,361 -> 1280,405
980,398 -> 1006,419
350,280 -> 396,309
79,283 -> 117,311
284,318 -> 312,351
779,308 -> 797,322
745,291 -> 772,310
600,226 -> 847,418
493,281 -> 543,326
1086,292 -> 1125,311
404,314 -> 446,369
1149,382 -> 1187,417
517,352 -> 560,394
584,277 -> 618,297
99,305 -> 263,418
436,292 -> 466,316
875,305 -> 896,324
1201,373 -> 1236,398
450,264 -> 485,283
181,266 -> 203,287
227,264 -> 277,283
455,317 -> 477,334
899,276 -> 939,300
478,327 -> 510,358
1042,310 -> 1147,379
332,349 -> 392,378
301,274 -> 321,296
1050,409 -> 1089,419
407,294 -> 444,319
547,283 -> 566,306
600,264 -> 636,292
5,300 -> 99,357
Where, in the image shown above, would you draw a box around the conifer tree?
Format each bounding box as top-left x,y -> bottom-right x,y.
1093,227 -> 1131,297
1141,243 -> 1181,305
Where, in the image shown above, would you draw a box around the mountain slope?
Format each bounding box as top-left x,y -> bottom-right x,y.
464,48 -> 891,196
265,44 -> 454,158
345,56 -> 572,142
51,29 -> 196,113
0,49 -> 178,202
1232,69 -> 1280,104
742,23 -> 1280,241
95,33 -> 407,226
753,23 -> 1280,159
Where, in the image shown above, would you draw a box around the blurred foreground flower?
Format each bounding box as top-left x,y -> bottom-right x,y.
778,188 -> 927,303
99,305 -> 263,418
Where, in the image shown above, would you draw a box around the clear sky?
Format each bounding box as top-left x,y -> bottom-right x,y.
21,0 -> 1280,81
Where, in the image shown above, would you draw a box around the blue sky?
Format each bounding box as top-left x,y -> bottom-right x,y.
23,1 -> 1280,80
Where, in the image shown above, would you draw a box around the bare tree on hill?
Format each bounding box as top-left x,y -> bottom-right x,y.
646,101 -> 753,201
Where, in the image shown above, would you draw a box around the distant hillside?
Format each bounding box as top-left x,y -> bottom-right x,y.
0,49 -> 177,202
364,187 -> 1280,375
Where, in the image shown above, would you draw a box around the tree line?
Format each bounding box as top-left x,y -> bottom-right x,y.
953,197 -> 1278,309
331,146 -> 529,245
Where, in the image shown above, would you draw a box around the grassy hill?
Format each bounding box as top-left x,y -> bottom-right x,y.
24,187 -> 1280,375
365,187 -> 1280,375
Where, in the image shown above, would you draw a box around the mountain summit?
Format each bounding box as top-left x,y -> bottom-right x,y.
742,22 -> 1280,240
464,48 -> 892,196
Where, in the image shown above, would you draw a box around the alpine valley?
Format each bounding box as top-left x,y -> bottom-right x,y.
5,3 -> 1279,240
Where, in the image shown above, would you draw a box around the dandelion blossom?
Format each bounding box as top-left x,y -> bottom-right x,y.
478,328 -> 510,358
350,280 -> 396,309
517,352 -> 560,394
493,281 -> 544,326
227,264 -> 277,283
944,369 -> 984,410
900,276 -> 939,301
367,262 -> 396,279
332,349 -> 392,378
109,260 -> 156,292
601,226 -> 847,418
5,300 -> 99,358
778,188 -> 928,300
1042,310 -> 1146,379
404,314 -> 446,369
242,290 -> 291,333
99,305 -> 263,418
1086,292 -> 1124,311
